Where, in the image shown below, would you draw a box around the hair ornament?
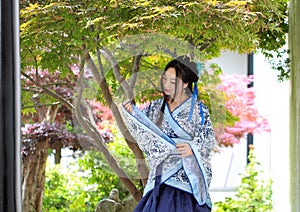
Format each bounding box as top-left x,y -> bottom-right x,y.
188,61 -> 204,123
196,61 -> 203,77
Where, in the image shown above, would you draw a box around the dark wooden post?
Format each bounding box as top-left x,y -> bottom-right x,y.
246,53 -> 254,164
0,0 -> 22,211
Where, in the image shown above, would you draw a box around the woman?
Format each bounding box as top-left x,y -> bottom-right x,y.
122,56 -> 216,212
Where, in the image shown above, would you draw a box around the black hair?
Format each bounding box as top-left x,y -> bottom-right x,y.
157,56 -> 198,127
161,55 -> 198,96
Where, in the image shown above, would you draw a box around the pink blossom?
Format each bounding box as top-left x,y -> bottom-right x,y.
216,74 -> 270,147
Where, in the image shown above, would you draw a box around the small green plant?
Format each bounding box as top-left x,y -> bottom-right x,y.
43,164 -> 68,211
43,130 -> 140,211
213,145 -> 273,212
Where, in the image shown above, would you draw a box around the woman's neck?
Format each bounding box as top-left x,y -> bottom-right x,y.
167,93 -> 189,111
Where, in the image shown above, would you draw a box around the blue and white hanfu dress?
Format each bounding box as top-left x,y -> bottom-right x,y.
121,97 -> 216,212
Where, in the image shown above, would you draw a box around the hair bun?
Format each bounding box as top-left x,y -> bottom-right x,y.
175,56 -> 199,82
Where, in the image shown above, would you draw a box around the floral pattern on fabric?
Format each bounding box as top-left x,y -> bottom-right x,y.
121,97 -> 216,207
142,98 -> 215,187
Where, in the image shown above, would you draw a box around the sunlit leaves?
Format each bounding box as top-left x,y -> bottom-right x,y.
20,0 -> 288,80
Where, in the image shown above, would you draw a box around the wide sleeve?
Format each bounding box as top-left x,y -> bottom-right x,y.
193,103 -> 216,187
120,104 -> 175,169
176,103 -> 215,208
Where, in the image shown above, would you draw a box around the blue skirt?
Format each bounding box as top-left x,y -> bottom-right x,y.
134,183 -> 211,212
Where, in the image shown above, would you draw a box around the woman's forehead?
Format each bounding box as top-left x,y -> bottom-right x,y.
164,67 -> 176,79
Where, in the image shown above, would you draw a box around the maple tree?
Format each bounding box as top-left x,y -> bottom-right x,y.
21,66 -> 119,211
218,74 -> 270,147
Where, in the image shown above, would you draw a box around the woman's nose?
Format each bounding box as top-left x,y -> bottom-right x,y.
164,80 -> 171,88
164,82 -> 169,88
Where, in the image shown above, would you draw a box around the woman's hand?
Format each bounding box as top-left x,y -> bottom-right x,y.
123,99 -> 133,112
176,143 -> 193,158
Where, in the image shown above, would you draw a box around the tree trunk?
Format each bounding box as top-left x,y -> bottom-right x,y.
289,1 -> 300,211
85,51 -> 149,186
54,148 -> 62,164
73,97 -> 143,201
22,141 -> 49,212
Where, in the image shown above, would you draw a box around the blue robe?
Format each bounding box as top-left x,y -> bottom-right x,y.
121,97 -> 216,212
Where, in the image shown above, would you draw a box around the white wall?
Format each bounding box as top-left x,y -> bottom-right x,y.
208,51 -> 290,212
208,51 -> 249,201
253,53 -> 290,212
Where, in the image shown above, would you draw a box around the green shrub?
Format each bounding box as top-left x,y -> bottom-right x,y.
213,146 -> 273,212
43,162 -> 88,212
43,133 -> 141,211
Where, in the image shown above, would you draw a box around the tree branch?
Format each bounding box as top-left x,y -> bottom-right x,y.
43,82 -> 75,90
84,48 -> 149,186
21,71 -> 73,110
130,54 -> 142,89
22,102 -> 61,109
99,47 -> 134,100
73,53 -> 143,200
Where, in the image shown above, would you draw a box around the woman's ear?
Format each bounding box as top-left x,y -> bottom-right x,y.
183,83 -> 188,88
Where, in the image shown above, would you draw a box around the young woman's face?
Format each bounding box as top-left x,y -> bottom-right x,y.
162,67 -> 187,98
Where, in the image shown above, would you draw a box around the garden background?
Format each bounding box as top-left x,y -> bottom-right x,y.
18,1 -> 294,211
